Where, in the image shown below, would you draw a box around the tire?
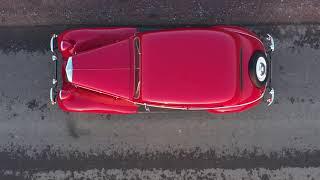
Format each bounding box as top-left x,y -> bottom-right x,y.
248,51 -> 269,88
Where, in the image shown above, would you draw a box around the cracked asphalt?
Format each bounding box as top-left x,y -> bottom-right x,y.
1,1 -> 320,180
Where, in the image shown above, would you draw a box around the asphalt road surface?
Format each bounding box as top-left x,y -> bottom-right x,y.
0,24 -> 320,180
1,0 -> 320,26
1,1 -> 320,180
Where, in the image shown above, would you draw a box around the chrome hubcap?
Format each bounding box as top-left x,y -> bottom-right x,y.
256,57 -> 267,82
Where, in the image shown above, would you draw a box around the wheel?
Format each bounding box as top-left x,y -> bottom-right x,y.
249,51 -> 269,88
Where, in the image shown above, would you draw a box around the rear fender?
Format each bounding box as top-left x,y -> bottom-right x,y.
207,98 -> 261,114
212,25 -> 259,38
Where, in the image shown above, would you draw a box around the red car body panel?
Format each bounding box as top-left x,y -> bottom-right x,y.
57,86 -> 138,114
57,28 -> 138,114
72,39 -> 133,99
207,26 -> 266,113
55,26 -> 267,114
57,27 -> 137,60
139,29 -> 239,107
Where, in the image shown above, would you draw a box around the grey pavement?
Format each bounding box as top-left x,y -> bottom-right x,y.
2,168 -> 320,180
0,25 -> 320,179
1,1 -> 320,178
1,0 -> 320,26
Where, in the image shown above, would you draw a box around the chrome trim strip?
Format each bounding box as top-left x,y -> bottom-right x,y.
50,34 -> 59,105
267,34 -> 275,52
60,41 -> 65,51
225,29 -> 264,46
133,102 -> 188,110
50,34 -> 58,52
240,48 -> 243,90
267,88 -> 275,106
52,79 -> 57,85
132,89 -> 266,111
205,92 -> 265,110
52,55 -> 57,61
50,88 -> 56,105
59,90 -> 62,100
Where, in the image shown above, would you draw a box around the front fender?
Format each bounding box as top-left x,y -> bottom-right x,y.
57,87 -> 138,114
57,27 -> 137,60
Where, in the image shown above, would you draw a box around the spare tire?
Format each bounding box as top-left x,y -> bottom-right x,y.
249,51 -> 269,88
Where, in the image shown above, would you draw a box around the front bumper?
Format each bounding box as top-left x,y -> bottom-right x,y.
265,34 -> 275,106
50,34 -> 59,105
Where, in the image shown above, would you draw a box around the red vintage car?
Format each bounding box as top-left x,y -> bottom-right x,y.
50,26 -> 275,114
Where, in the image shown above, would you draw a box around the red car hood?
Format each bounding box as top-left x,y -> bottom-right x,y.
70,39 -> 132,99
140,29 -> 241,106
